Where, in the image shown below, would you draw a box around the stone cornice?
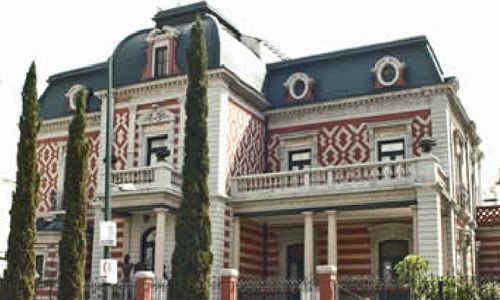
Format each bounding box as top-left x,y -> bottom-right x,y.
39,112 -> 101,135
266,84 -> 453,120
94,68 -> 268,111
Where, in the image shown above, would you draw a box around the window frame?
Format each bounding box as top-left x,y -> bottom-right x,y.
367,120 -> 412,162
288,148 -> 312,171
278,131 -> 318,172
146,134 -> 169,166
35,253 -> 45,281
153,46 -> 168,78
377,138 -> 406,162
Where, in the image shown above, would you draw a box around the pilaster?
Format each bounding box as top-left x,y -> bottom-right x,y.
416,186 -> 443,275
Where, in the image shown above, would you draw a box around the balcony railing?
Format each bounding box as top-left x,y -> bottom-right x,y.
477,205 -> 500,227
111,164 -> 182,193
231,156 -> 446,200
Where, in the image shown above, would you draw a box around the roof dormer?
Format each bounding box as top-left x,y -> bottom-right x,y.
141,26 -> 181,80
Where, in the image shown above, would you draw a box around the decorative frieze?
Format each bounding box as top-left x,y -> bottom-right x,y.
39,112 -> 100,134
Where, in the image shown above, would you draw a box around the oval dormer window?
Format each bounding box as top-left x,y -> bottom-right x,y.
381,63 -> 397,85
284,72 -> 314,101
372,56 -> 405,88
65,84 -> 85,111
291,77 -> 307,99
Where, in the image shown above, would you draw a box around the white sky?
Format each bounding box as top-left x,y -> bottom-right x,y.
0,0 -> 499,268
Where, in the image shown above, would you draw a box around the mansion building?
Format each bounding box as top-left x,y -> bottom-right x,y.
33,2 -> 499,297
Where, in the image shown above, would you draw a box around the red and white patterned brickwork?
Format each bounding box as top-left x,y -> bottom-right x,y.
223,206 -> 232,269
36,139 -> 60,214
267,110 -> 432,172
239,220 -> 279,277
34,242 -> 59,300
476,205 -> 500,276
412,112 -> 432,156
226,99 -> 265,193
134,100 -> 181,168
87,132 -> 100,201
318,224 -> 371,276
113,108 -> 129,170
318,123 -> 370,165
36,132 -> 100,214
111,216 -> 127,280
239,219 -> 264,276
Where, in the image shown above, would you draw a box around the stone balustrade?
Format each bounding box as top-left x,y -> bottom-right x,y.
231,156 -> 447,200
111,164 -> 182,193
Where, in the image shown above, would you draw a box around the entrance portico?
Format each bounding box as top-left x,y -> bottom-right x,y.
231,205 -> 416,279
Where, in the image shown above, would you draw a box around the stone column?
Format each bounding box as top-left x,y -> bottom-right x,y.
326,210 -> 337,267
410,205 -> 419,253
135,271 -> 155,300
231,217 -> 240,271
316,265 -> 337,300
220,269 -> 238,300
303,212 -> 314,279
154,208 -> 167,280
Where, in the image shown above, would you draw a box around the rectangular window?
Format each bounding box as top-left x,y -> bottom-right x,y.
378,139 -> 405,162
35,255 -> 44,279
288,149 -> 311,171
147,135 -> 169,166
154,46 -> 167,77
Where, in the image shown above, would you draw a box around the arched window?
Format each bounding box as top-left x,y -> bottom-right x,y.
141,227 -> 156,271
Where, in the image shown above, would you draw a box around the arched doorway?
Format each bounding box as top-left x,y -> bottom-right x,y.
141,227 -> 156,271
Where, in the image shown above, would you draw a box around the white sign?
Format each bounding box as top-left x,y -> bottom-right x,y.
99,259 -> 118,284
99,221 -> 117,247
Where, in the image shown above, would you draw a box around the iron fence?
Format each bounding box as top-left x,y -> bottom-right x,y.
337,276 -> 409,300
34,276 -> 221,300
237,276 -> 317,300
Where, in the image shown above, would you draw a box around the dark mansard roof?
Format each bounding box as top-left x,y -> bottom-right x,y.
39,2 -> 446,119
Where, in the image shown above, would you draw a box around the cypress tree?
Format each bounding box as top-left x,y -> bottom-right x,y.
57,88 -> 89,300
3,62 -> 40,300
169,16 -> 213,300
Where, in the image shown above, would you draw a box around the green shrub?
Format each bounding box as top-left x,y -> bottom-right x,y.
479,282 -> 500,300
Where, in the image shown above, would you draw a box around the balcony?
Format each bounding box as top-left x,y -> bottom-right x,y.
111,164 -> 182,194
231,156 -> 448,201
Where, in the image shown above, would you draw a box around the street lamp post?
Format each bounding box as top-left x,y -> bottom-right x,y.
103,53 -> 114,261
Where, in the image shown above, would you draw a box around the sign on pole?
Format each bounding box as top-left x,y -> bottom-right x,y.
99,221 -> 117,247
99,259 -> 118,284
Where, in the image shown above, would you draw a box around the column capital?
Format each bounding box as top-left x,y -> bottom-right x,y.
326,210 -> 337,216
221,268 -> 239,278
153,207 -> 169,213
135,271 -> 155,279
302,211 -> 314,217
316,265 -> 337,275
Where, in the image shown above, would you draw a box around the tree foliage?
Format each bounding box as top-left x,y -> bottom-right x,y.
57,88 -> 89,300
396,255 -> 499,300
168,16 -> 213,300
3,62 -> 40,300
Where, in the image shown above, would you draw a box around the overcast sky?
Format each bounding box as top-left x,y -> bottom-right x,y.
0,0 -> 499,266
